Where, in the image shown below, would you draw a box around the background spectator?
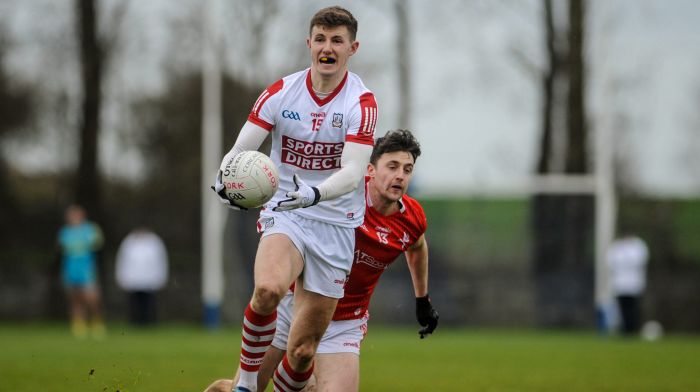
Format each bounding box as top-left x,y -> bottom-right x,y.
115,226 -> 169,326
607,232 -> 649,336
57,204 -> 105,338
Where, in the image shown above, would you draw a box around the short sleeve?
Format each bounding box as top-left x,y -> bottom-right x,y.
247,79 -> 284,131
345,92 -> 377,145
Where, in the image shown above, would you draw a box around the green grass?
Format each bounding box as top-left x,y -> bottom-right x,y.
1,323 -> 699,391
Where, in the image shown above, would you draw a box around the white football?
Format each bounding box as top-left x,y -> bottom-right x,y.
641,320 -> 664,342
221,151 -> 279,209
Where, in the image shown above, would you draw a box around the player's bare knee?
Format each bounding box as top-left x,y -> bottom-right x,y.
288,343 -> 316,368
252,284 -> 284,313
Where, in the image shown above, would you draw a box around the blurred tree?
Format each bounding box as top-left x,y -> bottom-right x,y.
565,0 -> 587,175
0,29 -> 34,245
74,0 -> 103,219
73,0 -> 127,222
535,0 -> 560,175
531,0 -> 594,327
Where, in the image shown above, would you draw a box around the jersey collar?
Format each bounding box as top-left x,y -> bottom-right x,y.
306,69 -> 348,106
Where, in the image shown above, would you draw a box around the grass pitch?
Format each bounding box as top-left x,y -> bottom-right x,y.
1,323 -> 699,391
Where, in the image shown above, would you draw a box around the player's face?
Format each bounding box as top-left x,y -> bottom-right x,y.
368,151 -> 415,202
66,206 -> 85,225
307,25 -> 358,78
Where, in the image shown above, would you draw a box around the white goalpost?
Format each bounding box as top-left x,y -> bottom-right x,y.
415,128 -> 616,329
593,117 -> 617,332
493,120 -> 617,331
526,164 -> 616,331
200,0 -> 226,329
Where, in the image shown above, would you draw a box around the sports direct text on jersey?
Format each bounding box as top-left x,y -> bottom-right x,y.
282,136 -> 344,170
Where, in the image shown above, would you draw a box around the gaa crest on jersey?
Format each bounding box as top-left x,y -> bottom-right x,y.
332,113 -> 343,128
282,109 -> 301,121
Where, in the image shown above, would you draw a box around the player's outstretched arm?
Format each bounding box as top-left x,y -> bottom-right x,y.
211,121 -> 269,210
406,235 -> 439,338
274,142 -> 372,211
406,235 -> 429,297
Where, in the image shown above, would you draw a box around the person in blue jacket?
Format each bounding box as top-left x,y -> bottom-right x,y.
57,204 -> 106,338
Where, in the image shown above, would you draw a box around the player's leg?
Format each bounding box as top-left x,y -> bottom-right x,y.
254,290 -> 316,392
84,285 -> 105,337
629,295 -> 642,333
132,291 -> 147,325
272,288 -> 337,392
311,315 -> 366,392
251,234 -> 303,315
237,233 -> 303,391
289,287 -> 339,369
203,356 -> 318,392
257,346 -> 286,391
271,218 -> 354,391
225,323 -> 286,391
257,290 -> 293,391
617,295 -> 634,335
66,288 -> 87,338
314,353 -> 359,392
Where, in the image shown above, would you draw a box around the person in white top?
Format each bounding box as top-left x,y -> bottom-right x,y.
115,226 -> 169,326
607,232 -> 649,335
211,6 -> 377,392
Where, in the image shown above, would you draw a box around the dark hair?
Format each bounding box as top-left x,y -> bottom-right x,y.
370,129 -> 421,165
309,6 -> 358,41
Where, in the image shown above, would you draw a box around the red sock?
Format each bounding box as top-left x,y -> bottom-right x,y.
272,354 -> 314,392
237,304 -> 277,389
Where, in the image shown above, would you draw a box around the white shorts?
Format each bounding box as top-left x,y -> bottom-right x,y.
257,210 -> 354,299
271,293 -> 369,355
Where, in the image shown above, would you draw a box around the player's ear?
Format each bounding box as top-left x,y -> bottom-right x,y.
367,163 -> 375,178
306,37 -> 311,49
349,40 -> 359,56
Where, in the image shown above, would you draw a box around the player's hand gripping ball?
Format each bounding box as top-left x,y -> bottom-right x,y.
219,151 -> 279,209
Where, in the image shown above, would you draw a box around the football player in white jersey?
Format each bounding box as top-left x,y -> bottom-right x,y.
211,6 -> 377,392
205,130 -> 439,392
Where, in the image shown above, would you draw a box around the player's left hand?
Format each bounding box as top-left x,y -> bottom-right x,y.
273,173 -> 320,211
211,170 -> 247,211
416,294 -> 439,339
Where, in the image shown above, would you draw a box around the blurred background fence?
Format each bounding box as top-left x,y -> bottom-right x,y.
2,193 -> 699,330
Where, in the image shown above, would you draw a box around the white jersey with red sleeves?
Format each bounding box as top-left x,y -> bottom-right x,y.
248,68 -> 377,227
333,179 -> 428,320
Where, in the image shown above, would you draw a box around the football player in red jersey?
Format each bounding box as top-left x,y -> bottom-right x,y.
205,130 -> 438,392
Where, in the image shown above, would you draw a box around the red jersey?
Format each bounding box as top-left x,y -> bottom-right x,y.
332,181 -> 428,321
